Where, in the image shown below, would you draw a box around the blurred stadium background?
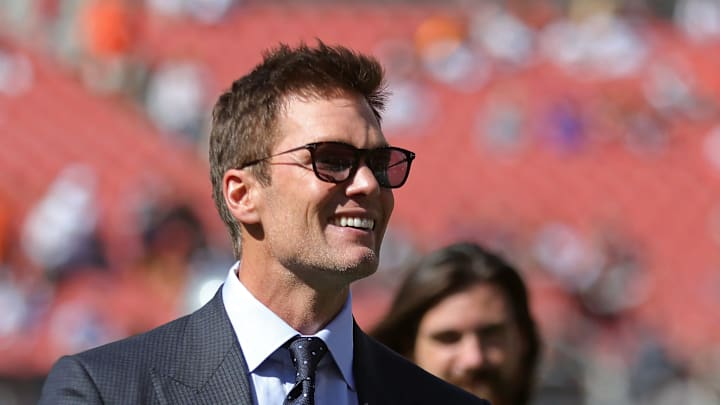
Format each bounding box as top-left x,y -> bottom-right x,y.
1,0 -> 720,403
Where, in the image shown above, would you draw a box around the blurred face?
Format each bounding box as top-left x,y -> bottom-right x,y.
257,93 -> 395,284
413,283 -> 525,405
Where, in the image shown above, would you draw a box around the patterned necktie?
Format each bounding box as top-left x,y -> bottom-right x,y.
284,336 -> 328,405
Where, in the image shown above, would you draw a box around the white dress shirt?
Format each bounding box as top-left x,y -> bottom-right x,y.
222,263 -> 359,405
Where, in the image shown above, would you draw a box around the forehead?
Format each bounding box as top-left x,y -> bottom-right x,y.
420,283 -> 514,330
273,92 -> 385,149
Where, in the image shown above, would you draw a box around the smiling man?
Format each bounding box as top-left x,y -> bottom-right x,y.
39,42 -> 489,405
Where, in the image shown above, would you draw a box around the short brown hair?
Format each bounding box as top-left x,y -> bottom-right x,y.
209,41 -> 388,258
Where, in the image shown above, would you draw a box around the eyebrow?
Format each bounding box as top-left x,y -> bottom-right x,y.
426,321 -> 509,337
318,140 -> 391,149
476,323 -> 508,335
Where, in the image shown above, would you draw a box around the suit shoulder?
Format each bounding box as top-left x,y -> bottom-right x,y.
73,311 -> 193,368
41,292 -> 233,404
40,315 -> 194,404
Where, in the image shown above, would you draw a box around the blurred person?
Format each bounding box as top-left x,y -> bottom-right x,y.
79,0 -> 146,95
109,203 -> 210,336
39,41 -> 488,405
413,15 -> 489,91
144,58 -> 209,144
0,192 -> 9,264
20,164 -> 107,280
373,241 -> 541,405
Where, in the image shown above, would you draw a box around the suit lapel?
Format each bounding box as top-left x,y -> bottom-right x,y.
151,289 -> 254,404
352,322 -> 384,405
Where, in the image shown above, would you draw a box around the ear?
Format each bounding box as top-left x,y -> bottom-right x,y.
223,168 -> 261,225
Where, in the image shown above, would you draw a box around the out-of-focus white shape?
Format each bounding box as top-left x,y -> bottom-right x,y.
472,9 -> 535,65
533,222 -> 604,291
642,62 -> 694,113
421,42 -> 489,92
378,226 -> 417,273
185,276 -> 223,312
702,126 -> 720,173
383,79 -> 437,134
475,97 -> 527,156
146,0 -> 184,17
648,377 -> 720,405
185,0 -> 234,24
145,60 -> 206,138
21,164 -> 98,271
540,14 -> 647,79
147,0 -> 235,22
49,300 -> 120,353
0,50 -> 33,96
675,0 -> 720,42
0,279 -> 26,336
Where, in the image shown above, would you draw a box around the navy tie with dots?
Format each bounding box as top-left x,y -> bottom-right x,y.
284,336 -> 328,405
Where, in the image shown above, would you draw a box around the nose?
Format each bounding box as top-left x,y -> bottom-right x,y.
346,163 -> 381,196
456,335 -> 485,370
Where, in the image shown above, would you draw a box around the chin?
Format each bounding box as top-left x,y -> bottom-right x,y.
346,244 -> 378,262
350,255 -> 379,273
338,251 -> 378,278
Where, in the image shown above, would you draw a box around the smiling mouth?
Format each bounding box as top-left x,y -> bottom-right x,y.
331,216 -> 375,230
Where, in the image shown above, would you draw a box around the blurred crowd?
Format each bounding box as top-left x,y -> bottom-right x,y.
1,0 -> 720,404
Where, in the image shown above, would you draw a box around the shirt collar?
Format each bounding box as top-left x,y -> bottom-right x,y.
222,262 -> 356,389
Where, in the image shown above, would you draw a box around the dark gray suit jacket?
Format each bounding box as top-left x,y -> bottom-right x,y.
39,289 -> 489,404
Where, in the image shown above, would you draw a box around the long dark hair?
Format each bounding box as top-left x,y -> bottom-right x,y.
372,242 -> 541,405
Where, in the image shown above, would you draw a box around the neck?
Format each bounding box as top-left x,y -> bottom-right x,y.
237,252 -> 351,335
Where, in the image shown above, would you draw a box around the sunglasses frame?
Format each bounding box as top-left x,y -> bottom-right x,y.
240,141 -> 416,188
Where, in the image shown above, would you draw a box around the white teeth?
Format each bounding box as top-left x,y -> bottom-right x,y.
334,216 -> 375,230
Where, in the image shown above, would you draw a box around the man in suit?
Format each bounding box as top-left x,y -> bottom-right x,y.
39,42 -> 490,404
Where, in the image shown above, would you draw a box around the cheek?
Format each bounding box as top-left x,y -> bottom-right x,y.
377,190 -> 394,224
494,328 -> 525,371
413,337 -> 456,375
384,191 -> 395,213
485,346 -> 507,366
300,183 -> 335,220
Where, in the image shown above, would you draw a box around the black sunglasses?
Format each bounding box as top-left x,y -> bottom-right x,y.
241,141 -> 416,188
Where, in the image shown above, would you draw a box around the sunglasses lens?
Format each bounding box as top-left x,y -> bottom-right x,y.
310,143 -> 413,188
369,148 -> 412,188
313,143 -> 356,182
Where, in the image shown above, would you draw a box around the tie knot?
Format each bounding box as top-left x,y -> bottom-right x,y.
287,336 -> 328,378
